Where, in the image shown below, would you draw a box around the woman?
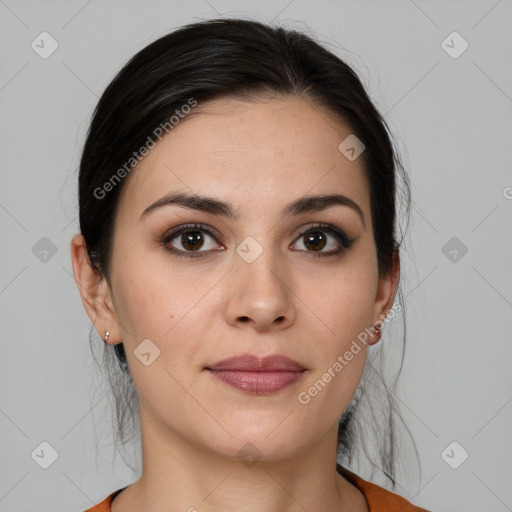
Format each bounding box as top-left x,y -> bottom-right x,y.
71,18 -> 430,512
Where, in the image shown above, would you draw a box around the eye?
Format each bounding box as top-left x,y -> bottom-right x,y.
161,223 -> 222,259
160,222 -> 355,260
291,223 -> 355,258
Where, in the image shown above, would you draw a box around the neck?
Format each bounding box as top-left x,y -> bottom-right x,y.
112,401 -> 367,512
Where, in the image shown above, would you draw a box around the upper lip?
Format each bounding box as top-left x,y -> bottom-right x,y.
206,354 -> 306,372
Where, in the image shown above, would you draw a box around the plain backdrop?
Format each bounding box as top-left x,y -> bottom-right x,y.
1,1 -> 511,511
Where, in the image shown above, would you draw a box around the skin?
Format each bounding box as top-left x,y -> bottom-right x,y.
71,95 -> 399,512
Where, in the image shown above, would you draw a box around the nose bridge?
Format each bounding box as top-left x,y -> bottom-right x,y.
236,233 -> 286,297
226,232 -> 295,329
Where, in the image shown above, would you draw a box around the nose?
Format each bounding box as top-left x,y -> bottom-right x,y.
224,245 -> 296,332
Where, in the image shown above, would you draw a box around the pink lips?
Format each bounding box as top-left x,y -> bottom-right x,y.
206,354 -> 307,394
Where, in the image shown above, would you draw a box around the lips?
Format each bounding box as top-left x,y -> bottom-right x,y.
206,354 -> 306,372
205,354 -> 307,394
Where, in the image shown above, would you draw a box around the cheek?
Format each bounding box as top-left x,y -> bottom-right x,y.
110,266 -> 205,417
294,269 -> 374,413
112,246 -> 197,337
297,330 -> 368,433
111,252 -> 216,382
308,270 -> 376,346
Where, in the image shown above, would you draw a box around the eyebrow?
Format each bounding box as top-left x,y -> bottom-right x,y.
139,191 -> 365,227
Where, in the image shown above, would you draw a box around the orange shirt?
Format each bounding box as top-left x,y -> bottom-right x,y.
83,465 -> 431,512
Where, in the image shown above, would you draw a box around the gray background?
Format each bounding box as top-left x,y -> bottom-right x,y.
1,1 -> 511,511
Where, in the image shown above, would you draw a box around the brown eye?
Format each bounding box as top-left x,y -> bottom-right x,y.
303,231 -> 327,252
161,223 -> 221,258
180,230 -> 205,251
292,224 -> 355,258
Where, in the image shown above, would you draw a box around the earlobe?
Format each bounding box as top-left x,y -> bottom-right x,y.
70,233 -> 121,344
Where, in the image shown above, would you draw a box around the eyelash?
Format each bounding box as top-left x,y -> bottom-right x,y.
160,222 -> 356,260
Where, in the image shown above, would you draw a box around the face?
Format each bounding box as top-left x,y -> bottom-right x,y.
74,95 -> 397,462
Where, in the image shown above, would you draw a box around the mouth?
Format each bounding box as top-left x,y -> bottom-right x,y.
205,354 -> 307,394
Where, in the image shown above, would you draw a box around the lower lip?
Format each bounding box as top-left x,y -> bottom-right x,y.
207,369 -> 305,394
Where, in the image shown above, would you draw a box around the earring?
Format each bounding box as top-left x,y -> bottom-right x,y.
374,324 -> 382,341
103,331 -> 110,343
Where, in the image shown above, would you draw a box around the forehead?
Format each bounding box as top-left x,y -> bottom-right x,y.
116,95 -> 370,225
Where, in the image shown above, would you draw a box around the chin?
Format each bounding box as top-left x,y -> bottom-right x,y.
203,428 -> 305,464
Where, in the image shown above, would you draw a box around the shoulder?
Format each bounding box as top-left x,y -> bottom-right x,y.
337,464 -> 432,512
83,487 -> 125,512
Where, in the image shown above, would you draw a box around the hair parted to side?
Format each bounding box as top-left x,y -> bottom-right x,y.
78,18 -> 417,488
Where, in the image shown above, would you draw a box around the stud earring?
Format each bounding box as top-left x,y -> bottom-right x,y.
103,331 -> 110,343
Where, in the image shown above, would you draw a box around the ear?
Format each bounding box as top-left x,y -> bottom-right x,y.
70,233 -> 122,345
368,247 -> 400,346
